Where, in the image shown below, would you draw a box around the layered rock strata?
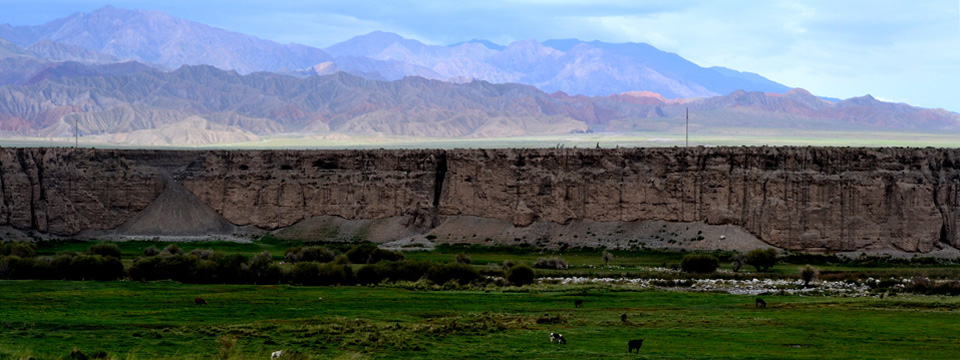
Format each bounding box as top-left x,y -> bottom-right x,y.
0,147 -> 957,253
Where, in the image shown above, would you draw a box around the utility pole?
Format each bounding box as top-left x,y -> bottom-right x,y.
685,107 -> 689,147
74,117 -> 78,149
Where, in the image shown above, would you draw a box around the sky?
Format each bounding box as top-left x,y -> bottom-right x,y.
0,0 -> 958,111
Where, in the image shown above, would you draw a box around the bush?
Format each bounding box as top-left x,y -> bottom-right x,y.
346,244 -> 377,264
455,252 -> 472,265
358,260 -> 432,285
160,244 -> 184,256
426,263 -> 480,285
87,243 -> 122,259
189,248 -> 216,260
286,262 -> 354,286
680,254 -> 719,273
246,251 -> 281,284
502,259 -> 516,270
506,264 -> 535,286
799,265 -> 819,286
368,248 -> 404,264
129,254 -> 198,282
730,253 -> 745,273
285,246 -> 335,263
68,254 -> 124,280
533,257 -> 568,270
0,256 -> 39,279
745,248 -> 778,272
1,241 -> 37,258
142,246 -> 160,257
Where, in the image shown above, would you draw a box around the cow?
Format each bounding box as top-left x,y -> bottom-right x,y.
620,313 -> 628,323
195,297 -> 207,305
574,300 -> 584,308
755,298 -> 766,308
271,350 -> 283,359
628,339 -> 644,353
549,333 -> 566,344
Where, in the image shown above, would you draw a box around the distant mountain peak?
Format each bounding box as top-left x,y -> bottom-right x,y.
448,39 -> 505,50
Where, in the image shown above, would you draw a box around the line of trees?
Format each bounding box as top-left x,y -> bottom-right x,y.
0,242 -> 496,286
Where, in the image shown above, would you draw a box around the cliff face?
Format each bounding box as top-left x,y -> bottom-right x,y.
1,147 -> 958,253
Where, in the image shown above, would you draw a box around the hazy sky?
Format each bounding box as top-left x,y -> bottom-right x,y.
1,0 -> 958,111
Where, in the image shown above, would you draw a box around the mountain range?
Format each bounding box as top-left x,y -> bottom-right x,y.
0,5 -> 956,145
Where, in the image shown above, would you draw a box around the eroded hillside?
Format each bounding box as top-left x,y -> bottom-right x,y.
1,147 -> 958,253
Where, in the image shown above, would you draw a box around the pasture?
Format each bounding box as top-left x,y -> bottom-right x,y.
2,280 -> 959,359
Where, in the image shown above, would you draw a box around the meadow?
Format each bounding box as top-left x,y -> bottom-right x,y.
2,281 -> 960,359
2,240 -> 960,359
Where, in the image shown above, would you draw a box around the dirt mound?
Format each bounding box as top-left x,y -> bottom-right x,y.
111,176 -> 236,236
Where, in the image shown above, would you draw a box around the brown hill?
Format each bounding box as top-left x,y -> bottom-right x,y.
0,63 -> 957,145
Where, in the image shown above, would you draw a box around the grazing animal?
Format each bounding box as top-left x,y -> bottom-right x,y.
628,339 -> 644,353
549,332 -> 566,344
621,313 -> 628,323
574,300 -> 584,308
271,350 -> 283,359
195,297 -> 207,305
755,298 -> 767,308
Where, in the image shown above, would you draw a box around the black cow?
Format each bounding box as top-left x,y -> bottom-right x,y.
755,298 -> 767,308
574,300 -> 584,308
620,313 -> 628,323
628,339 -> 643,353
549,333 -> 566,344
195,297 -> 208,305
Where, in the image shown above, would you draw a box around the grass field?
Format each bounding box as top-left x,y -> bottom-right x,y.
1,281 -> 959,359
6,240 -> 960,359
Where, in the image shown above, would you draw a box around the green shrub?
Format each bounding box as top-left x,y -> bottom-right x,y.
0,256 -> 39,279
286,262 -> 354,286
142,246 -> 160,257
533,257 -> 568,270
357,260 -> 432,285
426,263 -> 480,285
745,248 -> 778,272
369,248 -> 404,264
680,254 -> 719,273
455,252 -> 472,264
87,243 -> 122,259
346,244 -> 377,264
1,241 -> 36,258
246,251 -> 281,284
506,264 -> 535,286
160,244 -> 184,256
285,246 -> 335,263
68,254 -> 124,280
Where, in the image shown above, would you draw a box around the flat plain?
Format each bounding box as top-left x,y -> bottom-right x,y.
3,242 -> 960,359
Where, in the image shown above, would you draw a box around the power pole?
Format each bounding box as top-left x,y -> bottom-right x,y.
685,107 -> 689,147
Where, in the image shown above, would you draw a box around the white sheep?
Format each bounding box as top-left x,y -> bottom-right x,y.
271,350 -> 283,359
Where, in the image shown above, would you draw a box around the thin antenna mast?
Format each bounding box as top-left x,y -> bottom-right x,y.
685,107 -> 689,147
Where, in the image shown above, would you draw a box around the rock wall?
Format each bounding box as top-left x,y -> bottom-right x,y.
1,147 -> 958,253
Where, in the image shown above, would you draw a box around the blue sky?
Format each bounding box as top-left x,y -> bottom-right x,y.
1,0 -> 958,111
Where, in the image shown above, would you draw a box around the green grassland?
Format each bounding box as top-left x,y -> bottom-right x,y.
1,281 -> 959,360
4,240 -> 960,359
